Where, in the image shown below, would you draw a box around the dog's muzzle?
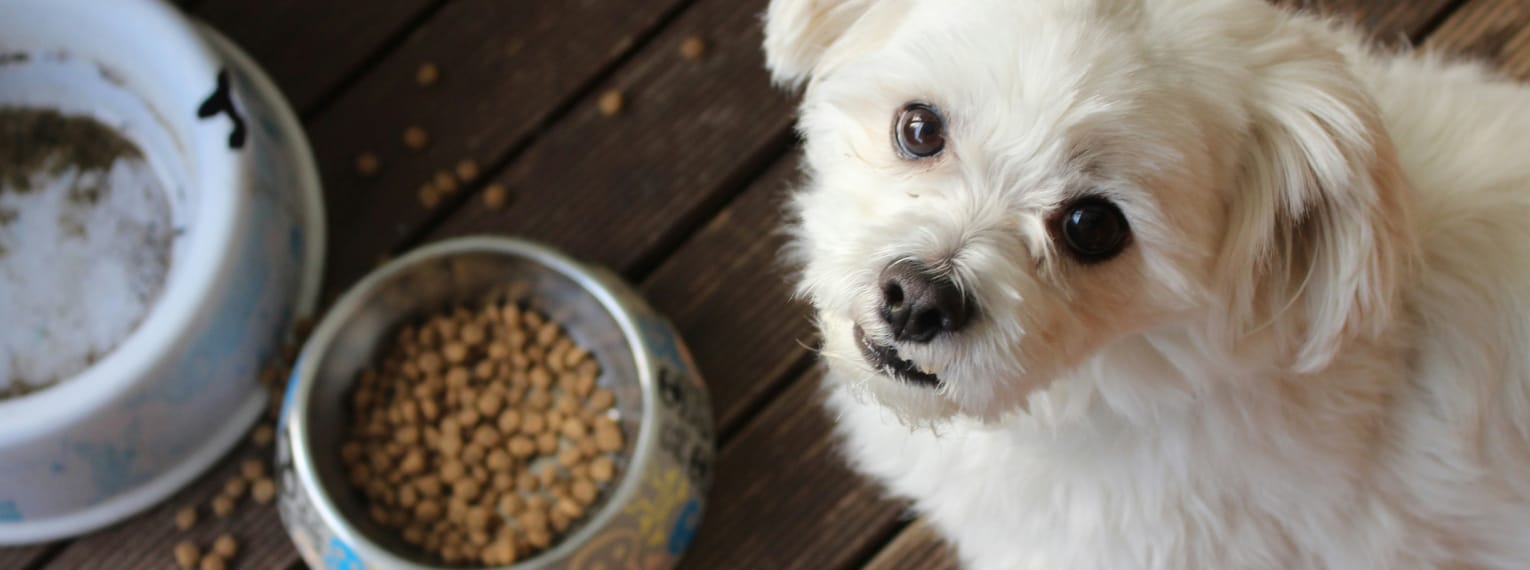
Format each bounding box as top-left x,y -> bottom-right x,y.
854,324 -> 941,388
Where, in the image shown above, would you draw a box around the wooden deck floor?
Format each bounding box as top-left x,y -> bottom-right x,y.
4,0 -> 1530,568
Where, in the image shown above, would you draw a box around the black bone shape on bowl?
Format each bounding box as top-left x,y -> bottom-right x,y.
197,69 -> 246,149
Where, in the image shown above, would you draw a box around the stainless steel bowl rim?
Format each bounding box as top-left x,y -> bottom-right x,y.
286,236 -> 667,569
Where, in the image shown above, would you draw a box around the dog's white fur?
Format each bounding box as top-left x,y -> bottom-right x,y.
766,0 -> 1530,567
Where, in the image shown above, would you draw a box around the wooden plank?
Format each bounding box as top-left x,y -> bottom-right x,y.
678,369 -> 909,570
42,442 -> 300,570
0,544 -> 54,570
374,0 -> 797,293
1426,0 -> 1530,79
310,0 -> 703,298
864,520 -> 960,570
194,0 -> 438,112
637,158 -> 817,432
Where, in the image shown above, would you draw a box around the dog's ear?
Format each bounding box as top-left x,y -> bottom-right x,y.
1218,36 -> 1415,374
762,0 -> 879,88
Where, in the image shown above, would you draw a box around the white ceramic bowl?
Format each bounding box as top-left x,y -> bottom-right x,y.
0,0 -> 324,544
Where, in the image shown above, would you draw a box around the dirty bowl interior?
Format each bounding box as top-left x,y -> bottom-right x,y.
287,238 -> 652,568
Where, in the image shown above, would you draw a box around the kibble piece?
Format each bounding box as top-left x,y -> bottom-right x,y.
355,152 -> 381,176
251,423 -> 275,447
593,417 -> 624,452
477,391 -> 503,417
417,475 -> 444,498
483,183 -> 509,210
485,536 -> 517,565
431,171 -> 457,195
211,495 -> 236,518
508,435 -> 536,458
174,541 -> 201,569
561,417 -> 586,439
597,90 -> 624,116
679,36 -> 706,60
418,184 -> 441,209
486,449 -> 513,471
404,126 -> 431,150
538,464 -> 560,488
456,478 -> 482,501
443,342 -> 469,363
212,534 -> 238,558
401,448 -> 427,474
526,529 -> 552,549
252,478 -> 277,504
522,412 -> 546,434
199,555 -> 226,570
572,479 -> 598,505
455,159 -> 480,183
590,388 -> 615,410
497,409 -> 522,433
241,458 -> 266,481
416,62 -> 441,86
223,477 -> 248,499
590,456 -> 615,483
536,432 -> 559,455
415,499 -> 444,522
558,446 -> 584,469
472,425 -> 500,447
174,507 -> 197,530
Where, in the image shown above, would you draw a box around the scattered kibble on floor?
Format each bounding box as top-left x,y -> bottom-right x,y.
355,152 -> 380,176
597,90 -> 624,117
252,477 -> 277,505
174,506 -> 197,530
174,541 -> 200,569
455,159 -> 479,183
210,495 -> 236,518
240,458 -> 265,481
223,477 -> 247,500
483,183 -> 509,210
403,126 -> 430,150
199,554 -> 227,570
251,423 -> 274,447
416,62 -> 440,86
419,184 -> 442,209
212,534 -> 238,558
434,170 -> 458,194
680,36 -> 706,60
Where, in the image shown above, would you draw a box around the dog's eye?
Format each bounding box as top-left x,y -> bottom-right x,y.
1058,197 -> 1131,262
894,103 -> 945,158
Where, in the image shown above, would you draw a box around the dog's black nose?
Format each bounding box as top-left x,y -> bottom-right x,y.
879,262 -> 971,343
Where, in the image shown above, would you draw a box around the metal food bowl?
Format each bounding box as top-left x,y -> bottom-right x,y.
275,237 -> 714,569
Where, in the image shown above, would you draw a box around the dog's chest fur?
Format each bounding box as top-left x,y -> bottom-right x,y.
824,364 -> 1423,569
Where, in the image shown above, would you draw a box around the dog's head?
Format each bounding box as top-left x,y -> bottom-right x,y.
768,0 -> 1413,421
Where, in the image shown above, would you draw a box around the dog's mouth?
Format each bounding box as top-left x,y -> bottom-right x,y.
854,324 -> 941,388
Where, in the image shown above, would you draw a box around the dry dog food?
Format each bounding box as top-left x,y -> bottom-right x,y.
404,126 -> 431,151
679,36 -> 707,60
175,507 -> 198,531
355,153 -> 381,177
416,63 -> 441,87
0,107 -> 175,398
174,540 -> 200,569
455,159 -> 479,183
597,90 -> 624,117
212,534 -> 238,559
482,183 -> 509,210
341,296 -> 624,566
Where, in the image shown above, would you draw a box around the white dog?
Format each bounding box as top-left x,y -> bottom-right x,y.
766,0 -> 1530,567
